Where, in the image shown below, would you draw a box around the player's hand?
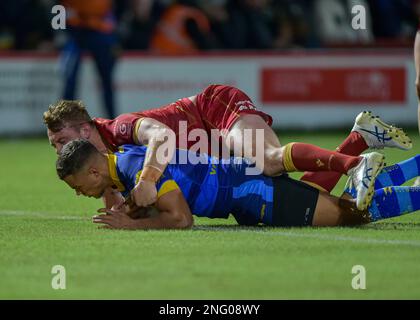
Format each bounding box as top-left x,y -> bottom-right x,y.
131,179 -> 158,207
93,208 -> 139,230
110,196 -> 125,212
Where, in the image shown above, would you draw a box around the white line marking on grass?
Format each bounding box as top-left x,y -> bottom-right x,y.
0,210 -> 86,220
193,226 -> 420,247
2,210 -> 420,247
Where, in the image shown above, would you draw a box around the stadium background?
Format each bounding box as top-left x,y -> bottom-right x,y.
0,0 -> 419,133
1,0 -> 420,299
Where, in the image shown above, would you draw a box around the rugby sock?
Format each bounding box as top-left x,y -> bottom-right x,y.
369,186 -> 420,221
335,131 -> 369,155
375,155 -> 420,189
284,142 -> 362,174
300,132 -> 368,192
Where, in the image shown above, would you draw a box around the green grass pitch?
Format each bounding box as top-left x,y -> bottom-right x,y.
0,131 -> 419,299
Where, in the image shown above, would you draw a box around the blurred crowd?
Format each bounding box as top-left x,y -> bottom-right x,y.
0,0 -> 419,52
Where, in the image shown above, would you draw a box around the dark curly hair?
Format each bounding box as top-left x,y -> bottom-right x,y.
56,139 -> 100,180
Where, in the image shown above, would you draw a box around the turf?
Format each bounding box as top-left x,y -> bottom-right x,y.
0,131 -> 420,299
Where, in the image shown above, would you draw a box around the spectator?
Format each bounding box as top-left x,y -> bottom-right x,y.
0,0 -> 53,50
314,0 -> 374,45
224,0 -> 274,50
368,0 -> 417,40
60,0 -> 119,118
119,0 -> 167,50
0,0 -> 419,51
271,0 -> 320,49
197,0 -> 231,49
413,0 -> 420,187
149,0 -> 215,54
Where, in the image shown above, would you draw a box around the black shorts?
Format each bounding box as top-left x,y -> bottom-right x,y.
271,175 -> 319,227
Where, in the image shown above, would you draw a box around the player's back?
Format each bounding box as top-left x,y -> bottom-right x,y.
114,145 -> 273,223
164,150 -> 274,223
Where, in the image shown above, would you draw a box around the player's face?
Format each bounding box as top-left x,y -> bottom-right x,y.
64,169 -> 108,199
48,127 -> 82,154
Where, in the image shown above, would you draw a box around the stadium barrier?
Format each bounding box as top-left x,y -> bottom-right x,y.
0,51 -> 417,135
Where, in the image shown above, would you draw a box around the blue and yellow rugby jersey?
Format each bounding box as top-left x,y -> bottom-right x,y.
106,145 -> 275,225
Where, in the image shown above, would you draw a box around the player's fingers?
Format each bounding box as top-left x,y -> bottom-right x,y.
97,208 -> 113,215
92,214 -> 112,223
124,195 -> 134,207
114,202 -> 124,211
131,189 -> 147,207
126,206 -> 139,217
148,196 -> 158,205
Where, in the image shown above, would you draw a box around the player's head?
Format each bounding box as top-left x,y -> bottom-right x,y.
44,100 -> 95,154
56,139 -> 110,199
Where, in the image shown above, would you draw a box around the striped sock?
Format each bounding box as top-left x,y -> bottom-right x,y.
368,186 -> 420,221
375,155 -> 420,189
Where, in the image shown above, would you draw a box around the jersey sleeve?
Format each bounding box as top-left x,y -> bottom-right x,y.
155,169 -> 180,199
112,146 -> 147,197
94,113 -> 145,150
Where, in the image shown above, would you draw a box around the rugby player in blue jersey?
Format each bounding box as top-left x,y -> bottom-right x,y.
56,139 -> 420,230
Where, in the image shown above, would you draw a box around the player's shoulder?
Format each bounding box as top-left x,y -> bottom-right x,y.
94,112 -> 143,124
92,117 -> 110,125
113,144 -> 147,174
115,144 -> 147,157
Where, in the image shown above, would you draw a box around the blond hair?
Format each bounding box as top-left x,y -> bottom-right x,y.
43,100 -> 93,132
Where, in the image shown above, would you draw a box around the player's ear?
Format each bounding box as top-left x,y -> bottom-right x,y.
79,123 -> 91,140
88,166 -> 100,177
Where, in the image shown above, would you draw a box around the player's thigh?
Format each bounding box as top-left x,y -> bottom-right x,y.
417,103 -> 420,134
226,114 -> 281,153
312,193 -> 369,226
269,175 -> 319,227
312,193 -> 343,227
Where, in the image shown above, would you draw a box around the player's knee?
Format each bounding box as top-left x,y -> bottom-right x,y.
262,147 -> 285,176
336,199 -> 370,226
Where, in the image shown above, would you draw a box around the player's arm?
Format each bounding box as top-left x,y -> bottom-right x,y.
93,189 -> 194,230
102,187 -> 125,209
414,31 -> 420,93
131,118 -> 176,207
414,30 -> 420,134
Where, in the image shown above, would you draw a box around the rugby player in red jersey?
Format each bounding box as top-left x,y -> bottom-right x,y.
44,85 -> 411,210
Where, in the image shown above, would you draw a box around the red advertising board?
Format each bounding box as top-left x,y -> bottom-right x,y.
261,67 -> 406,104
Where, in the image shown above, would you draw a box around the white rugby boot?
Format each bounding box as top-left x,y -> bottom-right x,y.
347,152 -> 385,210
352,111 -> 412,150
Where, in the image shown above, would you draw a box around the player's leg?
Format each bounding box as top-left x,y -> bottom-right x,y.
313,185 -> 420,226
418,101 -> 420,136
344,155 -> 420,198
301,111 -> 412,193
88,30 -> 118,119
265,175 -> 369,227
228,115 -> 382,209
226,113 -> 283,174
282,143 -> 385,210
374,154 -> 420,189
414,105 -> 420,186
204,85 -> 382,209
311,193 -> 371,227
61,29 -> 82,100
228,117 -> 383,210
265,174 -> 417,228
367,186 -> 420,222
227,113 -> 373,178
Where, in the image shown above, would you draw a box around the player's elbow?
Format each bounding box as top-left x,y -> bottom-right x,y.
172,211 -> 194,229
262,147 -> 285,176
155,127 -> 175,144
